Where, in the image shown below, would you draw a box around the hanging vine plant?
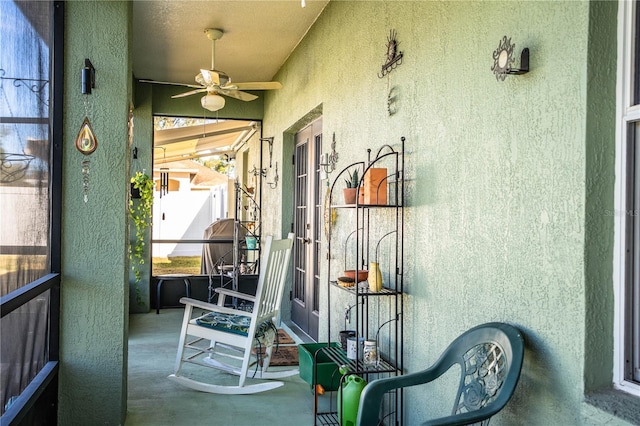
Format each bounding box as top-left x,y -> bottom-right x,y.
129,171 -> 154,305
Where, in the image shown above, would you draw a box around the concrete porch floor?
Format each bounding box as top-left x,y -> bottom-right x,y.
126,308 -> 319,425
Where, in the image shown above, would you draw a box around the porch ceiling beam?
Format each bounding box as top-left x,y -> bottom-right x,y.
154,122 -> 257,146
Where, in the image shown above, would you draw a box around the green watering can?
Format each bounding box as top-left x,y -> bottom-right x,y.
337,374 -> 367,426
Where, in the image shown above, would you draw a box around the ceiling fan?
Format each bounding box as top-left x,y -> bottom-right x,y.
140,28 -> 283,111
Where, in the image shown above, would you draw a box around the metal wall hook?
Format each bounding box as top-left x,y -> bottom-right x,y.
260,137 -> 274,168
267,162 -> 278,189
81,58 -> 95,94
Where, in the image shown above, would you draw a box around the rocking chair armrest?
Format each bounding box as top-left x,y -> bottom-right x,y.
179,297 -> 218,311
179,297 -> 256,317
214,288 -> 257,302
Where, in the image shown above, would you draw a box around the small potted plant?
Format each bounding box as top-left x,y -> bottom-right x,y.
343,169 -> 359,204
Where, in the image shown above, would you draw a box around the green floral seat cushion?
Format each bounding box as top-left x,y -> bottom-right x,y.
196,312 -> 252,336
195,311 -> 276,341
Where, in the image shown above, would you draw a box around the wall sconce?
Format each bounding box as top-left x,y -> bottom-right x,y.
491,36 -> 529,81
319,133 -> 339,180
81,58 -> 95,94
267,162 -> 279,189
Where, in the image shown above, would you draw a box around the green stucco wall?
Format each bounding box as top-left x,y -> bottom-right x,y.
60,1 -> 132,424
256,1 -> 627,424
584,0 -> 618,393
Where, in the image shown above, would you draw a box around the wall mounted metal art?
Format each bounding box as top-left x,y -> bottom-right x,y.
319,133 -> 339,177
491,36 -> 529,81
379,30 -> 403,116
378,29 -> 403,78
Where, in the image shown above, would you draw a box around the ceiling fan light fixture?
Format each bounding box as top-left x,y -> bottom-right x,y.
201,94 -> 225,111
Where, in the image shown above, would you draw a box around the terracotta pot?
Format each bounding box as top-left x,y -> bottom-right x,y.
344,269 -> 368,283
343,188 -> 357,204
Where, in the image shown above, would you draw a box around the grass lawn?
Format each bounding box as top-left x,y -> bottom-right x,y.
152,256 -> 201,275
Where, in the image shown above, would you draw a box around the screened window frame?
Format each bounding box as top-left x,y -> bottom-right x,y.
614,0 -> 640,398
0,0 -> 64,423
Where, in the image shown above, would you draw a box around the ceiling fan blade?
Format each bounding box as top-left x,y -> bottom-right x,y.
171,88 -> 209,99
216,88 -> 258,102
231,81 -> 283,91
139,79 -> 204,90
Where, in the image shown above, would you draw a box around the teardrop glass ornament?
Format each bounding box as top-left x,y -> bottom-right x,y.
75,117 -> 98,155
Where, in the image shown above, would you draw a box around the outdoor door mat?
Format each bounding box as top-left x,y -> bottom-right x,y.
277,328 -> 295,345
252,328 -> 298,366
254,345 -> 299,367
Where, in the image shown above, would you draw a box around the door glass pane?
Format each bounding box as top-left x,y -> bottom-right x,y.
628,121 -> 640,383
313,134 -> 322,312
634,1 -> 640,105
294,143 -> 308,302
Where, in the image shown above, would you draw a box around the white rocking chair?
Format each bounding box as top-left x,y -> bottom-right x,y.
168,233 -> 296,394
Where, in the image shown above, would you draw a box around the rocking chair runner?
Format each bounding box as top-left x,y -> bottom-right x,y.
168,233 -> 295,394
357,322 -> 524,426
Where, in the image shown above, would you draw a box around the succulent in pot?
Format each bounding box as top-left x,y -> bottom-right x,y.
343,169 -> 359,204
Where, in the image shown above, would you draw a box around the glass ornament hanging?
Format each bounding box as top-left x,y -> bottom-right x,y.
75,110 -> 97,202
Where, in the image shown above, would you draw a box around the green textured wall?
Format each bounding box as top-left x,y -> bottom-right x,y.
60,1 -> 131,424
584,0 -> 618,393
259,1 -> 625,424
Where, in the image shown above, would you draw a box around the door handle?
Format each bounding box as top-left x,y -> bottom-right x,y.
302,237 -> 311,244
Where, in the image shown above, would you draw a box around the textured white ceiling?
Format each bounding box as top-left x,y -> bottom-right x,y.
132,0 -> 329,86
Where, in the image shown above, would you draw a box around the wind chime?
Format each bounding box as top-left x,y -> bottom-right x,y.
75,59 -> 97,202
159,168 -> 169,197
156,146 -> 169,198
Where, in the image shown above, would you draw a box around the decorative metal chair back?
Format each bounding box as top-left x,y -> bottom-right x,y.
452,341 -> 510,423
357,322 -> 524,426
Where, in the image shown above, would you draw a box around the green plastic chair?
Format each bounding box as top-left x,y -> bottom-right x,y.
356,322 -> 524,426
